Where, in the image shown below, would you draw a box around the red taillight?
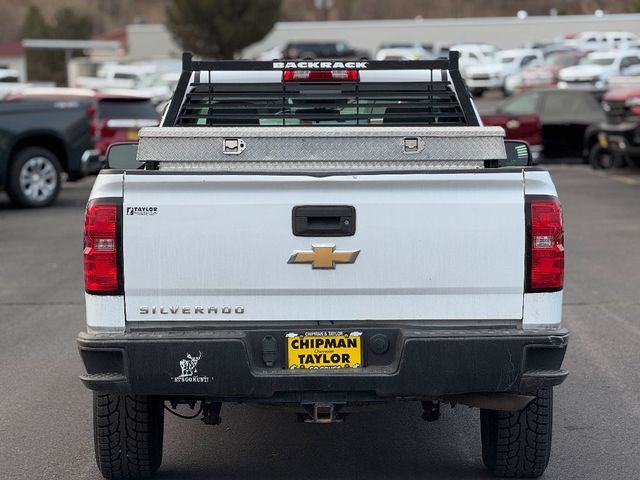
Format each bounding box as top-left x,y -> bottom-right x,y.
283,69 -> 359,81
98,121 -> 117,140
87,105 -> 97,141
84,201 -> 120,294
528,197 -> 564,292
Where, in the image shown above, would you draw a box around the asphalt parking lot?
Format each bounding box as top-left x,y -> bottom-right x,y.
1,163 -> 640,479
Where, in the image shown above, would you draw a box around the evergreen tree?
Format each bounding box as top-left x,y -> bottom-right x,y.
52,7 -> 94,40
166,0 -> 281,59
21,6 -> 93,85
21,6 -> 52,82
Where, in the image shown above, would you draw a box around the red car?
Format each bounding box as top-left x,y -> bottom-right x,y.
603,86 -> 640,117
519,51 -> 586,90
5,88 -> 160,158
483,88 -> 606,163
482,113 -> 542,161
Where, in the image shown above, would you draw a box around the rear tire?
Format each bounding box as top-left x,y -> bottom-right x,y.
6,147 -> 61,207
480,388 -> 553,478
589,144 -> 624,170
93,393 -> 164,479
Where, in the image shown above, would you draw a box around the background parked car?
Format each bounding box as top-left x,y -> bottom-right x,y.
519,50 -> 586,90
449,43 -> 497,80
483,88 -> 605,160
590,87 -> 640,168
102,72 -> 180,106
566,31 -> 638,51
0,68 -> 19,83
466,48 -> 543,96
255,45 -> 284,60
283,41 -> 369,59
482,111 -> 542,160
558,49 -> 640,89
608,63 -> 640,88
0,100 -> 96,207
431,41 -> 452,58
75,63 -> 157,90
375,47 -> 434,60
378,42 -> 433,53
5,88 -> 160,159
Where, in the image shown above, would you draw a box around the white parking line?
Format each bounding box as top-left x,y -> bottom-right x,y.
589,169 -> 640,185
610,174 -> 640,186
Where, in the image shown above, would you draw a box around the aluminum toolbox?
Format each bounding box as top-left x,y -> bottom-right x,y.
137,126 -> 506,172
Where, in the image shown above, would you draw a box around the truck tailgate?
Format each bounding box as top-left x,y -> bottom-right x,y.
122,172 -> 525,322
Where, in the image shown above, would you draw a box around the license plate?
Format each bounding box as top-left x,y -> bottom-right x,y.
127,130 -> 139,140
598,133 -> 608,148
287,331 -> 362,369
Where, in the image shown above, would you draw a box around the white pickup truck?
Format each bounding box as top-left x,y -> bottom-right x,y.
78,52 -> 568,479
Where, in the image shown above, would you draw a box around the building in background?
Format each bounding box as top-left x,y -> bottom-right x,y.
243,13 -> 640,58
80,13 -> 640,63
126,24 -> 181,61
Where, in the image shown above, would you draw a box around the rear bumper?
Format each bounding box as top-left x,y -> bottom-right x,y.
77,326 -> 568,402
558,80 -> 602,89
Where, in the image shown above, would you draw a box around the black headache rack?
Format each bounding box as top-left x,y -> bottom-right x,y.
162,51 -> 480,128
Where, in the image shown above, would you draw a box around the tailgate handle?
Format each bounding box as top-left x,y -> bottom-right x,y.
293,206 -> 355,237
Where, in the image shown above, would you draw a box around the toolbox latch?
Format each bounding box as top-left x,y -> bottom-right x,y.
223,138 -> 246,155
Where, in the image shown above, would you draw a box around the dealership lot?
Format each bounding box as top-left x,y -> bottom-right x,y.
0,163 -> 638,479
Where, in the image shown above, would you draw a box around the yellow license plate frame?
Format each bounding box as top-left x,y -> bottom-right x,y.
287,332 -> 362,369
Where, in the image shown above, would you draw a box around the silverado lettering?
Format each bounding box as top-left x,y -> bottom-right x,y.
139,306 -> 245,315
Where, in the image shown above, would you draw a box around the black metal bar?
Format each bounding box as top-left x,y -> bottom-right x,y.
448,49 -> 459,70
190,59 -> 453,71
162,70 -> 191,127
182,101 -> 464,110
181,100 -> 460,109
175,121 -> 466,127
446,51 -> 480,126
183,91 -> 458,101
176,112 -> 465,120
182,52 -> 193,71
